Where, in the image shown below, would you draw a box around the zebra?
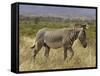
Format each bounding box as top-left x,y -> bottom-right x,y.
31,24 -> 88,62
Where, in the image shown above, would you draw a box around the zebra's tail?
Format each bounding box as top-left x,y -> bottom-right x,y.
30,38 -> 36,49
30,45 -> 35,49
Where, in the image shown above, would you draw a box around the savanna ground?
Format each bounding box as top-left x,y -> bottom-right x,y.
19,17 -> 96,71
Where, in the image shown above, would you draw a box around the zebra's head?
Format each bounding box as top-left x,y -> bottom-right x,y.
78,26 -> 87,48
74,23 -> 89,29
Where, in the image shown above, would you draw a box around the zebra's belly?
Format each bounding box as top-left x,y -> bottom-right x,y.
44,31 -> 64,49
44,41 -> 63,49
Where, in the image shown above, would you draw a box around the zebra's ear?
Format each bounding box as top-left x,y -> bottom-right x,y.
81,24 -> 88,29
86,24 -> 89,29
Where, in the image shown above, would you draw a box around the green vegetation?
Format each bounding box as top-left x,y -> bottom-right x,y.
19,16 -> 96,71
19,21 -> 71,38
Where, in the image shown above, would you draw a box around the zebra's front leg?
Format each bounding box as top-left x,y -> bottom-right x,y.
68,47 -> 74,60
44,45 -> 50,62
64,47 -> 68,61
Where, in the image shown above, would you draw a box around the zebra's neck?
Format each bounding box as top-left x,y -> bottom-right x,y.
69,28 -> 80,45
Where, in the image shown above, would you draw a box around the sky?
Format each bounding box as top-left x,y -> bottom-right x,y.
19,4 -> 96,18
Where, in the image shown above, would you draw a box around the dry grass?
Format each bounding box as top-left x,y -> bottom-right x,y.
19,36 -> 96,71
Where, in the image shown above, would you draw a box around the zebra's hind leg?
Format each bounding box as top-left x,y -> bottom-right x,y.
33,41 -> 43,62
33,49 -> 38,62
68,47 -> 74,61
44,44 -> 50,62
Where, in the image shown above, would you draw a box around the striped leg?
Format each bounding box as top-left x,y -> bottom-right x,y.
44,44 -> 50,62
68,47 -> 74,60
33,41 -> 43,62
64,46 -> 68,61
